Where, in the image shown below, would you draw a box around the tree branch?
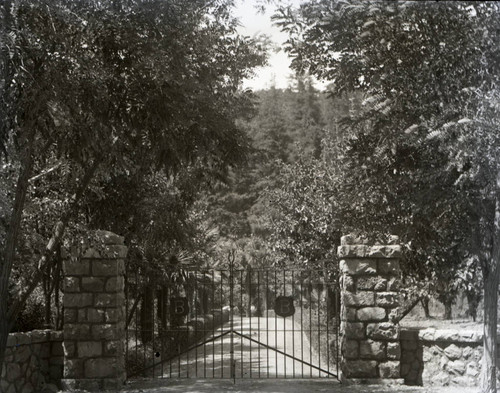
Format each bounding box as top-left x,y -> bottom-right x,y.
28,162 -> 62,183
7,159 -> 100,321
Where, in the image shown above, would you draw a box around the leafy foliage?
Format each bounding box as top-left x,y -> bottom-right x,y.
0,0 -> 266,364
275,0 -> 500,307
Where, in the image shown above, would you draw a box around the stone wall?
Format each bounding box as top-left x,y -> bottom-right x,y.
338,235 -> 402,383
62,231 -> 127,391
401,327 -> 500,386
0,330 -> 63,393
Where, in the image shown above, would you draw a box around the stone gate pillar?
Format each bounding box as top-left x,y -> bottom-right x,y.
337,235 -> 402,383
61,231 -> 127,391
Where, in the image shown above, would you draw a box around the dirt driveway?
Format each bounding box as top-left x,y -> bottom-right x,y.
147,316 -> 334,379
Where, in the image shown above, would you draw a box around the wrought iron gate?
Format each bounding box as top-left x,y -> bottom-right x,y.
125,266 -> 340,380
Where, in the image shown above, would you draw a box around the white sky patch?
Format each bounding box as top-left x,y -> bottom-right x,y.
234,0 -> 308,91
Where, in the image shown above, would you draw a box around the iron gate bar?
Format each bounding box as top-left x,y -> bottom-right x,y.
283,270 -> 286,379
266,271 -> 269,379
220,270 -> 224,378
309,280 -> 313,378
317,279 -> 320,375
240,269 -> 243,379
249,268 -> 252,379
257,271 -> 261,379
274,270 -> 278,378
231,330 -> 337,378
300,275 -> 303,377
291,270 -> 295,378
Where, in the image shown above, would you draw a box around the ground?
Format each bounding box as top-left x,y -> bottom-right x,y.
120,379 -> 479,393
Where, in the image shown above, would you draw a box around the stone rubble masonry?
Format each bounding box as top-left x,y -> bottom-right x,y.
0,330 -> 63,393
61,230 -> 127,391
338,235 -> 402,384
400,327 -> 500,387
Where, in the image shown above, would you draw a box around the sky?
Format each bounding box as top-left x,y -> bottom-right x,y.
232,0 -> 303,91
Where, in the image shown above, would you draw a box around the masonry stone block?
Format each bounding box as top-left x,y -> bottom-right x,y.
387,342 -> 401,360
15,345 -> 32,363
64,308 -> 77,323
82,277 -> 106,292
343,360 -> 378,378
64,293 -> 93,308
343,291 -> 375,307
105,276 -> 124,292
64,276 -> 80,293
345,307 -> 357,321
88,308 -> 106,323
369,246 -> 402,258
104,340 -> 122,356
379,361 -> 400,378
64,258 -> 91,275
92,259 -> 125,276
63,341 -> 76,358
360,340 -> 386,360
6,335 -> 16,347
31,330 -> 50,343
105,307 -> 124,323
344,340 -> 359,359
366,322 -> 399,341
17,334 -> 31,346
83,244 -> 128,259
78,342 -> 102,358
357,277 -> 387,291
77,308 -> 87,323
6,363 -> 21,382
91,324 -> 118,340
343,322 -> 365,339
444,344 -> 462,360
95,292 -> 125,307
65,324 -> 92,341
357,307 -> 387,322
50,341 -> 64,356
344,275 -> 355,291
340,259 -> 377,275
449,360 -> 466,375
387,277 -> 400,291
375,292 -> 399,307
64,358 -> 84,378
84,358 -> 117,378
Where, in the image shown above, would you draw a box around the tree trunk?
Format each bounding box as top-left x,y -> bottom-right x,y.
481,193 -> 500,393
444,299 -> 453,320
0,301 -> 14,372
466,290 -> 479,322
0,137 -> 34,371
421,297 -> 430,318
482,262 -> 498,393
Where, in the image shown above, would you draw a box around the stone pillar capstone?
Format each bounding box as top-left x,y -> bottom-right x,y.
61,231 -> 127,391
338,235 -> 402,383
